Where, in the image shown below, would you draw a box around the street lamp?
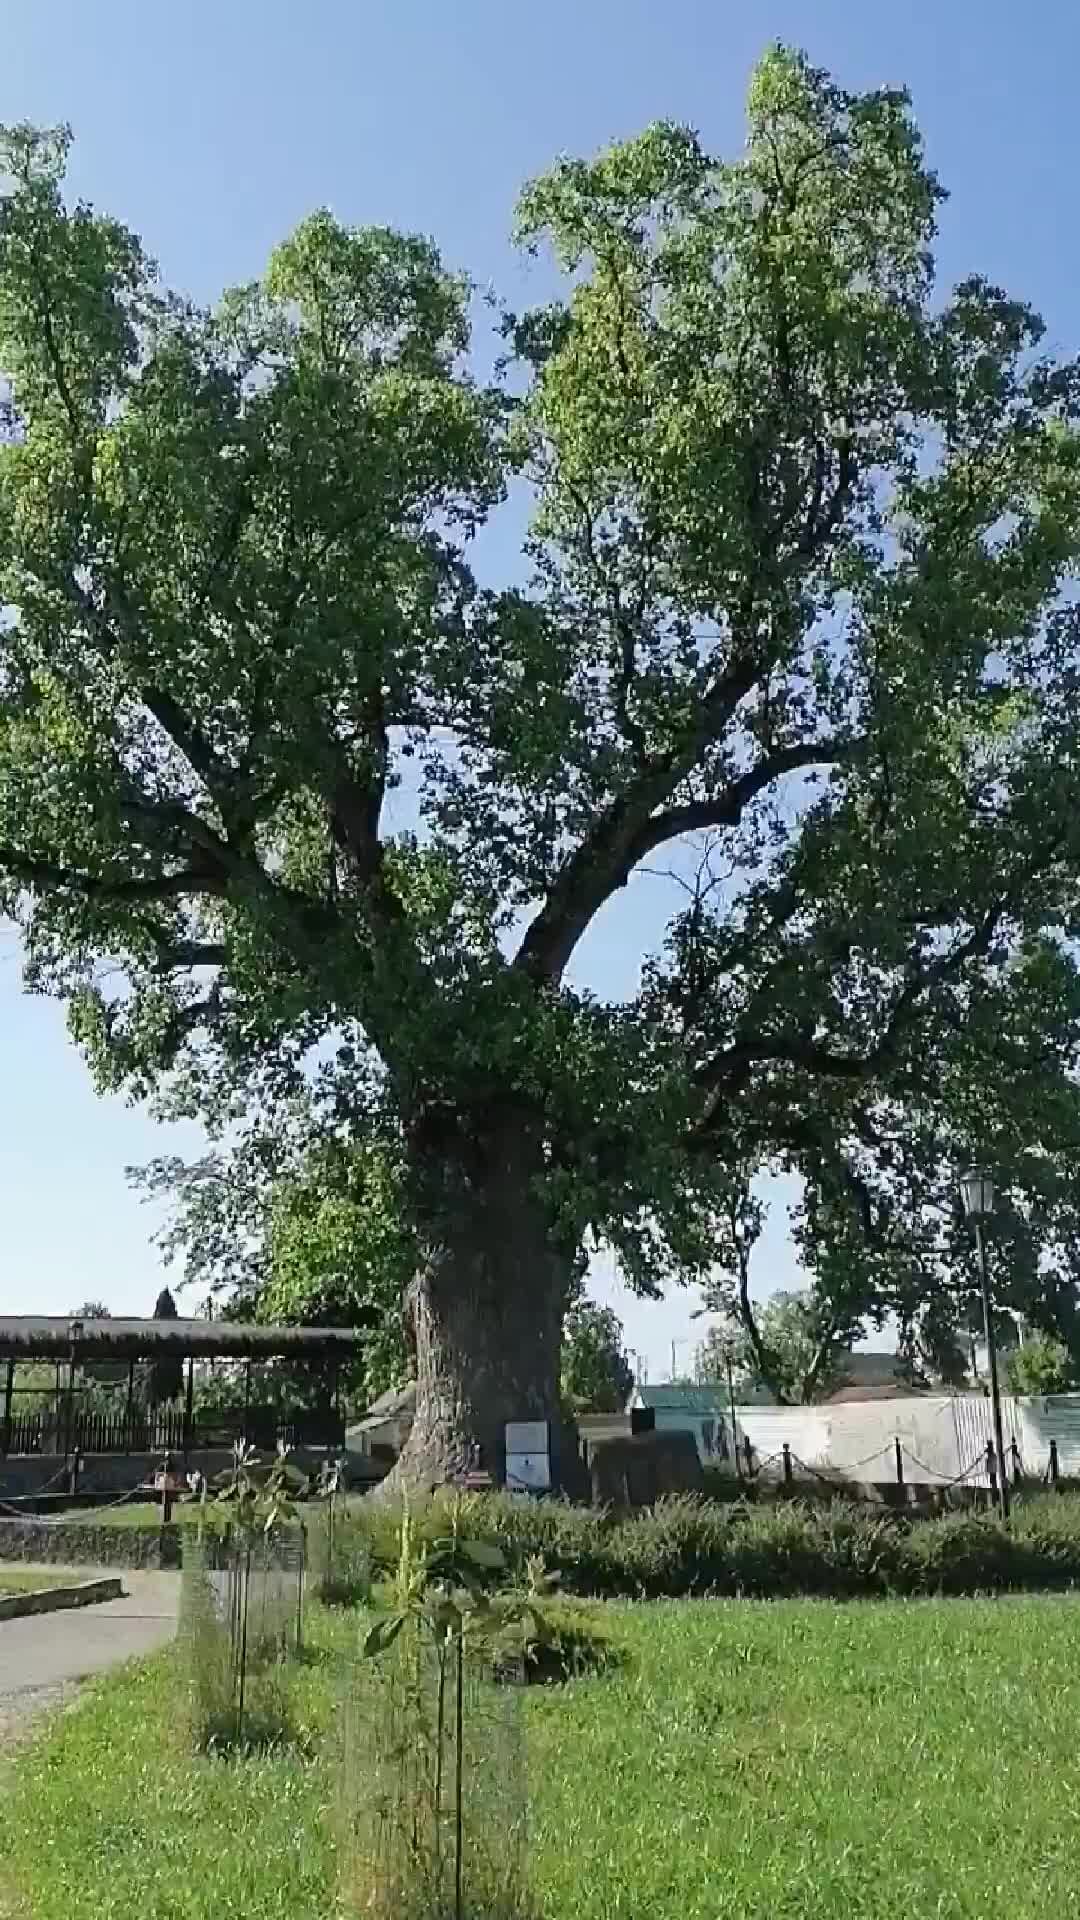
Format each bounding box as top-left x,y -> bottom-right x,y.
65,1318 -> 84,1473
959,1167 -> 1009,1520
721,1341 -> 741,1480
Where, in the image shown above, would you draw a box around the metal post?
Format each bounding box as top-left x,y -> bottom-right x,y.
243,1359 -> 252,1445
183,1356 -> 195,1465
895,1437 -> 904,1487
1049,1438 -> 1060,1488
743,1435 -> 753,1479
782,1442 -> 793,1485
725,1352 -> 740,1479
2,1358 -> 13,1457
975,1220 -> 1010,1521
65,1338 -> 77,1462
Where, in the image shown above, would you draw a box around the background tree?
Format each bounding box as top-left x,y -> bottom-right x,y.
696,1290 -> 853,1404
6,51 -> 1080,1483
149,1285 -> 183,1405
1005,1334 -> 1076,1397
134,1128 -> 412,1409
68,1298 -> 128,1392
560,1297 -> 634,1413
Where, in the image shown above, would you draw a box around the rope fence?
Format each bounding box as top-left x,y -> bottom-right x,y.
740,1435 -> 1069,1494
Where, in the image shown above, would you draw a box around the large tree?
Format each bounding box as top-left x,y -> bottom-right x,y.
6,50 -> 1080,1484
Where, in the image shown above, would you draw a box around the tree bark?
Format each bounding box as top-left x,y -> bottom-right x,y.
387,1106 -> 571,1491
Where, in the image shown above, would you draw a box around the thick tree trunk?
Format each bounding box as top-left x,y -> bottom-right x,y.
387,1107 -> 571,1491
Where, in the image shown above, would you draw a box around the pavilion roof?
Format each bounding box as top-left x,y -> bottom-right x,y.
0,1316 -> 362,1362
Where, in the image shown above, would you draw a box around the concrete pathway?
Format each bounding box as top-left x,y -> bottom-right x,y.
0,1568 -> 179,1741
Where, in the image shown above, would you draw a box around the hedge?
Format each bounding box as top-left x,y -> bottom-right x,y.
325,1489 -> 1080,1600
9,1491 -> 1080,1599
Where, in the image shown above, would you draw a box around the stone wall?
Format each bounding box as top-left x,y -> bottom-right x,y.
0,1517 -> 183,1568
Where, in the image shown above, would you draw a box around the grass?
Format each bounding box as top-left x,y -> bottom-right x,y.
53,1500 -> 209,1529
5,1593 -> 1080,1918
0,1567 -> 84,1594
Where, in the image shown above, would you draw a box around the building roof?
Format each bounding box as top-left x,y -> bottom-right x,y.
0,1316 -> 363,1362
346,1380 -> 416,1440
631,1384 -> 729,1415
361,1380 -> 416,1421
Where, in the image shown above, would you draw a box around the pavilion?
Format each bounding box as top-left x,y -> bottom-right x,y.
0,1315 -> 364,1459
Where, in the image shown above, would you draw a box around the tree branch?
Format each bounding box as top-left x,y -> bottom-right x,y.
626,737 -> 860,869
515,732 -> 855,984
0,847 -> 229,904
696,909 -> 1002,1101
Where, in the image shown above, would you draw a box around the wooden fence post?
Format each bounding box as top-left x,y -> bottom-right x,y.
894,1438 -> 904,1487
743,1435 -> 754,1478
782,1443 -> 793,1486
1049,1438 -> 1060,1488
986,1441 -> 997,1499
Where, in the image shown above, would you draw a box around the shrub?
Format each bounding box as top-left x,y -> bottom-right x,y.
325,1489 -> 1080,1603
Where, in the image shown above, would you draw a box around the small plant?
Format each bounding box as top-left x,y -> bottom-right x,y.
181,1442 -> 307,1753
310,1457 -> 372,1606
340,1503 -> 530,1919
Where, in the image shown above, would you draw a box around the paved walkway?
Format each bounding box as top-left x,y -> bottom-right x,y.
0,1569 -> 179,1741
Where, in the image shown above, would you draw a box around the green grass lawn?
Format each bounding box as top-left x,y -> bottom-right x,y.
65,1499 -> 210,1528
5,1594 -> 1080,1919
0,1568 -> 83,1594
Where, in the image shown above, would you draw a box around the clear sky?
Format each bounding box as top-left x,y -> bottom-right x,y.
3,1 -> 1080,1377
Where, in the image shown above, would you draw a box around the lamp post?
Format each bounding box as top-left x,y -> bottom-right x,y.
66,1318 -> 83,1486
959,1167 -> 1009,1521
722,1342 -> 741,1479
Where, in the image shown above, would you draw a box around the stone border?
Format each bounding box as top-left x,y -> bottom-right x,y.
0,1577 -> 124,1620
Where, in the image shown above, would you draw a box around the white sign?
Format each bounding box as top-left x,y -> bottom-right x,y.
506,1451 -> 551,1493
505,1421 -> 550,1455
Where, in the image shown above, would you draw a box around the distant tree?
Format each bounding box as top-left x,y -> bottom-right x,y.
561,1298 -> 634,1413
136,1135 -> 413,1410
68,1299 -> 128,1389
1005,1334 -> 1076,1397
149,1285 -> 184,1405
696,1290 -> 853,1405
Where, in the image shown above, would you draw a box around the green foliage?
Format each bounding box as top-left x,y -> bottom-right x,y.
6,53 -> 1080,1452
342,1503 -> 529,1920
1006,1333 -> 1077,1396
696,1289 -> 853,1403
148,1285 -> 184,1404
560,1296 -> 633,1412
324,1487 -> 1080,1602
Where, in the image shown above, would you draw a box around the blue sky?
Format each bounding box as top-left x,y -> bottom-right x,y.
3,1 -> 1080,1375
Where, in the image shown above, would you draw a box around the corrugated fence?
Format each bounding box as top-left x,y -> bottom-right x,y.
732,1393 -> 1079,1489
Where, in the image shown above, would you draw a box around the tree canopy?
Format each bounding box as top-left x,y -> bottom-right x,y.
149,1286 -> 183,1404
6,49 -> 1080,1477
561,1297 -> 634,1413
696,1289 -> 854,1405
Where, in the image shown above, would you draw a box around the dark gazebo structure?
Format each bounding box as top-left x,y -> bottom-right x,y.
0,1316 -> 363,1459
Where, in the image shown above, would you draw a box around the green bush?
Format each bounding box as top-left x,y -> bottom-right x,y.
327,1489 -> 1080,1602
